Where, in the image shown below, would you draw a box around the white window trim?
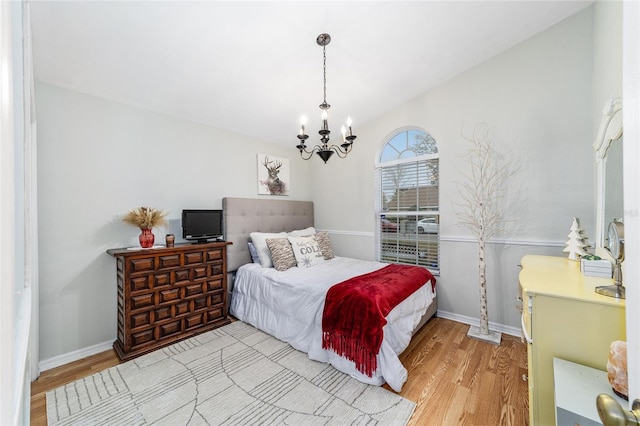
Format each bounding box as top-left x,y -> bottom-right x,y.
375,128 -> 439,271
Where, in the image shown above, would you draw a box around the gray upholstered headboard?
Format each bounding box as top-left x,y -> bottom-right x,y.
223,197 -> 314,272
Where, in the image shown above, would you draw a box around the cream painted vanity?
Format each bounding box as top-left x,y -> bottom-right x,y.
519,255 -> 626,426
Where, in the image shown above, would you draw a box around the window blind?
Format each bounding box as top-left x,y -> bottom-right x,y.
376,156 -> 439,271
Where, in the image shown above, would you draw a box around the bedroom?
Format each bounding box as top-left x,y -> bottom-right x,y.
1,0 -> 639,424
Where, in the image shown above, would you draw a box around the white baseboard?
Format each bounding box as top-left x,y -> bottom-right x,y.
38,313 -> 521,373
436,310 -> 521,338
38,339 -> 114,373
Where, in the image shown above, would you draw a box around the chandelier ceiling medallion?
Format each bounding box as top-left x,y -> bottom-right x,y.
296,33 -> 357,163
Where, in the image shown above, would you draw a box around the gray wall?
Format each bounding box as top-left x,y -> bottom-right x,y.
592,0 -> 623,133
312,6 -> 621,331
36,84 -> 312,362
36,3 -> 622,365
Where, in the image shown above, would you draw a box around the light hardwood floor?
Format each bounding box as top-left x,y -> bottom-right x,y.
30,318 -> 528,425
391,318 -> 529,426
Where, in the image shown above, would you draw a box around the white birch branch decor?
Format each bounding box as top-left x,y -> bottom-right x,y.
455,123 -> 519,344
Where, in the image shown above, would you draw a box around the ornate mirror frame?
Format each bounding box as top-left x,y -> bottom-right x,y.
593,97 -> 623,257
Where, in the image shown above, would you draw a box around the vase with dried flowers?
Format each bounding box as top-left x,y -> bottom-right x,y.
122,206 -> 169,248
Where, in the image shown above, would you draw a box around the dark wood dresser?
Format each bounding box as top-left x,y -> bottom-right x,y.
106,241 -> 232,360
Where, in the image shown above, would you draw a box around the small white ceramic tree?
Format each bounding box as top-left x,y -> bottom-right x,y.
563,217 -> 590,260
456,123 -> 519,345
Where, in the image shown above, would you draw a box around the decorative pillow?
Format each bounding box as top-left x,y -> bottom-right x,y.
248,241 -> 261,264
288,226 -> 316,237
314,231 -> 335,260
287,235 -> 325,268
266,238 -> 297,271
250,231 -> 288,268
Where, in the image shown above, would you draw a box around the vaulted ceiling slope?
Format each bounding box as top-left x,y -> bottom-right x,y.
29,1 -> 593,146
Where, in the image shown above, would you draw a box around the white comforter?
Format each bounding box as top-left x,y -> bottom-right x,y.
229,256 -> 436,392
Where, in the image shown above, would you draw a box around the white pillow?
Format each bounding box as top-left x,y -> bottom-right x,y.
250,232 -> 288,267
287,226 -> 316,237
287,235 -> 325,268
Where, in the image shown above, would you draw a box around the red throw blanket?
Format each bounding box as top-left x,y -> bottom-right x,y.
322,264 -> 436,377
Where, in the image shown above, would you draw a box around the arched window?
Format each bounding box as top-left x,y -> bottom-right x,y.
375,128 -> 439,272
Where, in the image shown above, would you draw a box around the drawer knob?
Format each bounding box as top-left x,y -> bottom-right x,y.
596,394 -> 640,425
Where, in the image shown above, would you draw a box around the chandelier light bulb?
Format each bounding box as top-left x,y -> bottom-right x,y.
299,116 -> 307,135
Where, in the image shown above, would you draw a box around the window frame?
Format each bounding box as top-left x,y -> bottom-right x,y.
375,128 -> 440,273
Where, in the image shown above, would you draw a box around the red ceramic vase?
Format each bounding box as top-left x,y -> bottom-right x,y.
139,228 -> 155,248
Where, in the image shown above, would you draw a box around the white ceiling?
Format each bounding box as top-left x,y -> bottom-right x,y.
29,0 -> 593,146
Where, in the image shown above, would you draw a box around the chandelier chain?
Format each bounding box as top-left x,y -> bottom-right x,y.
322,45 -> 327,105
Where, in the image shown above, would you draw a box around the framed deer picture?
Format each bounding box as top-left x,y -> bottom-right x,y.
257,154 -> 290,196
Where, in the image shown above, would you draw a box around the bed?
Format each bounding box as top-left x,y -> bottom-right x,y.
223,197 -> 437,392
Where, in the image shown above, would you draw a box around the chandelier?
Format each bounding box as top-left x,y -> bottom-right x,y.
296,33 -> 357,163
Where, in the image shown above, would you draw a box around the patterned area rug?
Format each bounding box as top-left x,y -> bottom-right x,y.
47,321 -> 415,425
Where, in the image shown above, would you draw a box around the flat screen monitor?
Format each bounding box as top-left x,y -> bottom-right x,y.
181,209 -> 223,243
